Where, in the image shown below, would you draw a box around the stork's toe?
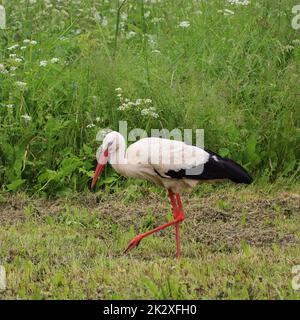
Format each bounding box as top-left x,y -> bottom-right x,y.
124,235 -> 143,254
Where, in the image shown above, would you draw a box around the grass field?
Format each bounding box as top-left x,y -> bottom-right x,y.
0,184 -> 299,299
0,0 -> 299,195
0,0 -> 300,300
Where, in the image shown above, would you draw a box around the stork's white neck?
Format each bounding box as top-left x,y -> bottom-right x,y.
105,133 -> 145,179
108,140 -> 127,165
107,135 -> 134,177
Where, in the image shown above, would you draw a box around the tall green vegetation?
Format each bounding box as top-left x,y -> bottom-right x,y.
0,0 -> 299,196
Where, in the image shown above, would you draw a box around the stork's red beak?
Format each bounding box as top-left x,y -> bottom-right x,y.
91,149 -> 109,189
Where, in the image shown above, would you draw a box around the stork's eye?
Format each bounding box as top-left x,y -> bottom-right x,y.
108,141 -> 113,146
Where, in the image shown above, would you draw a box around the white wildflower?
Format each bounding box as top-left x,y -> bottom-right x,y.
292,39 -> 300,45
141,107 -> 159,118
126,31 -> 136,39
96,117 -> 101,122
228,0 -> 250,5
179,21 -> 190,28
121,12 -> 128,21
14,58 -> 22,63
135,99 -> 142,105
86,123 -> 95,128
224,9 -> 235,16
50,57 -> 59,63
283,45 -> 294,51
117,103 -> 128,111
93,10 -> 101,23
101,17 -> 108,27
21,114 -> 32,121
15,81 -> 27,89
39,60 -> 48,67
0,64 -> 8,74
9,54 -> 17,58
144,11 -> 151,18
152,17 -> 163,23
7,44 -> 19,51
20,46 -> 27,50
147,34 -> 157,48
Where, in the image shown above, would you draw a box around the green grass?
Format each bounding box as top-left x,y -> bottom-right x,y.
0,0 -> 299,196
0,0 -> 299,300
0,185 -> 299,299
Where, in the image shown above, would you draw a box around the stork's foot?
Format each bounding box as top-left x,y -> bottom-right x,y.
173,209 -> 184,219
124,235 -> 143,254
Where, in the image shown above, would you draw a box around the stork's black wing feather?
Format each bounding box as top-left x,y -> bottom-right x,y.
165,149 -> 253,184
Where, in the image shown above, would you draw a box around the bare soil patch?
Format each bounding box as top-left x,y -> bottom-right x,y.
0,190 -> 299,248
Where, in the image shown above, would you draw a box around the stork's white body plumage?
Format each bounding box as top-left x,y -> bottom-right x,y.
92,131 -> 252,258
109,135 -> 209,193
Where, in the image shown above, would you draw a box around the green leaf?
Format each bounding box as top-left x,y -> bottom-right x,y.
7,179 -> 26,191
241,240 -> 251,256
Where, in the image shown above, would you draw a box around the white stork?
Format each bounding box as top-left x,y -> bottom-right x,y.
91,131 -> 252,258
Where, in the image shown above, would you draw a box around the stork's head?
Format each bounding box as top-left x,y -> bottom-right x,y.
91,131 -> 123,189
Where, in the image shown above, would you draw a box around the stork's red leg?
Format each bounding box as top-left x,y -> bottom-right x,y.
176,193 -> 183,210
169,191 -> 182,259
124,193 -> 185,255
124,190 -> 185,258
175,193 -> 184,259
124,212 -> 185,254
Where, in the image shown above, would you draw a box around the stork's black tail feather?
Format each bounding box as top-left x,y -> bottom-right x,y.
165,149 -> 253,184
218,157 -> 253,184
204,149 -> 253,184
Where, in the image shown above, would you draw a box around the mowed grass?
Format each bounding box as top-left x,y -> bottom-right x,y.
0,0 -> 299,195
0,185 -> 299,299
0,0 -> 299,300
